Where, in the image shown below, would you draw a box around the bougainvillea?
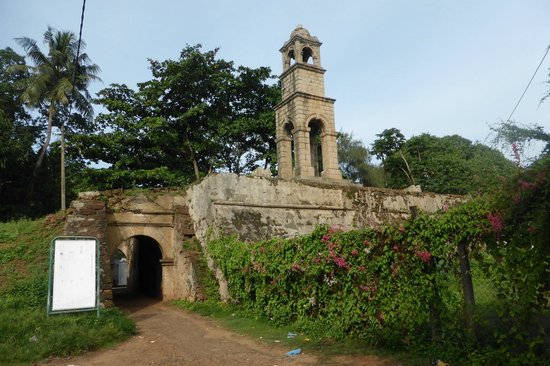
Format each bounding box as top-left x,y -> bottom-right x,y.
207,158 -> 550,365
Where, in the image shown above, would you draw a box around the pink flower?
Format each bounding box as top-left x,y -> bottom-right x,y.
363,240 -> 370,246
487,213 -> 503,233
392,244 -> 400,253
415,250 -> 432,263
357,265 -> 365,272
512,142 -> 521,164
313,256 -> 321,264
351,249 -> 359,256
328,225 -> 342,234
291,263 -> 300,272
360,284 -> 370,292
321,235 -> 331,243
333,256 -> 348,268
519,180 -> 535,191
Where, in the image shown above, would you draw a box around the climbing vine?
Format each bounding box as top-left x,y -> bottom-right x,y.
207,158 -> 550,365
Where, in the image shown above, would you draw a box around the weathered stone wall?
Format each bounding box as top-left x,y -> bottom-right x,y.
65,173 -> 466,304
63,191 -> 112,305
187,173 -> 465,244
64,190 -> 202,303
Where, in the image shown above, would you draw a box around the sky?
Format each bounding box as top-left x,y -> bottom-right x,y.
1,0 -> 549,157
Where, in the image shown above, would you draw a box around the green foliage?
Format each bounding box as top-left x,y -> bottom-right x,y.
12,27 -> 101,203
0,217 -> 135,363
478,157 -> 550,364
337,131 -> 382,186
381,133 -> 516,194
490,120 -> 550,164
72,45 -> 280,190
208,188 -> 550,364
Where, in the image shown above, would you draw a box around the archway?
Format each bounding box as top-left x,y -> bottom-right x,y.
135,235 -> 163,299
113,235 -> 163,303
308,119 -> 324,176
284,121 -> 295,170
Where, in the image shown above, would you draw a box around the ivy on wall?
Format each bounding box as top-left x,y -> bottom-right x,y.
207,158 -> 550,365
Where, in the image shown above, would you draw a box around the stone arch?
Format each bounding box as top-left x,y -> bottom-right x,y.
302,46 -> 314,64
283,120 -> 295,170
106,225 -> 173,301
111,234 -> 164,301
308,118 -> 325,176
106,225 -> 170,258
286,49 -> 296,68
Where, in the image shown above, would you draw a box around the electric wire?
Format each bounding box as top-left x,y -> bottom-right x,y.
506,45 -> 550,122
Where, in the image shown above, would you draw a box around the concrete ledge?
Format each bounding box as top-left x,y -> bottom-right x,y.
212,200 -> 346,211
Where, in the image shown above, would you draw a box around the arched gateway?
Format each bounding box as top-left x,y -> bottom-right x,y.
64,191 -> 201,305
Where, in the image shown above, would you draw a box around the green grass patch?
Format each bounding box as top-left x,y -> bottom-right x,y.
0,215 -> 135,365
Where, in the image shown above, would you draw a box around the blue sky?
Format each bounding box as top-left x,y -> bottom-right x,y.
1,0 -> 549,156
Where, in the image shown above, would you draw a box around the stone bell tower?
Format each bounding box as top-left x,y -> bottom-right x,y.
275,25 -> 341,181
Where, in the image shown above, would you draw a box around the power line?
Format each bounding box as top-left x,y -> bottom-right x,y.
72,0 -> 87,83
506,45 -> 550,122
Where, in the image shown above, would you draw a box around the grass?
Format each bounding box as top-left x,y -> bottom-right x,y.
0,214 -> 135,365
173,299 -> 427,365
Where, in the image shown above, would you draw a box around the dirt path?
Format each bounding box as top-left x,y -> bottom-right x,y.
39,298 -> 398,366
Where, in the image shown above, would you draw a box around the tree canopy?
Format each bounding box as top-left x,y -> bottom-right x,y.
71,45 -> 280,190
373,130 -> 516,195
11,27 -> 100,202
337,131 -> 382,186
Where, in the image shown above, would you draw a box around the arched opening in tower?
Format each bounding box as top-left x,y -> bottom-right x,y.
288,50 -> 296,67
112,235 -> 162,303
302,47 -> 313,64
284,121 -> 295,170
309,119 -> 324,176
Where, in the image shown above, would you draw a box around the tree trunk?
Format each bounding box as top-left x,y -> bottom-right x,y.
27,103 -> 55,201
185,139 -> 200,181
429,280 -> 443,344
60,125 -> 66,211
458,241 -> 476,334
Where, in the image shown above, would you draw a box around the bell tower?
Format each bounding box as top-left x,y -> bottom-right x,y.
275,25 -> 341,181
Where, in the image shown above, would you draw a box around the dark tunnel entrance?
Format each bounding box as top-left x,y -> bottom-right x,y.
112,235 -> 163,304
136,236 -> 162,299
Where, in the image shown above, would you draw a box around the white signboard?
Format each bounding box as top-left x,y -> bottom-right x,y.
48,237 -> 99,314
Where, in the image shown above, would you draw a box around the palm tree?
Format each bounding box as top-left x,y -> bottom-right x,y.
12,27 -> 101,206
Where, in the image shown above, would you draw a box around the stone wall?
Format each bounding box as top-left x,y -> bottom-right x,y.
63,191 -> 112,305
187,173 -> 465,244
65,173 -> 466,304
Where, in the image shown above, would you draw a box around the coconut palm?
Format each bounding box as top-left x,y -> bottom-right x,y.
12,26 -> 101,205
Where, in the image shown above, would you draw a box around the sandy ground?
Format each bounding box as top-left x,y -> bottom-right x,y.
38,297 -> 400,366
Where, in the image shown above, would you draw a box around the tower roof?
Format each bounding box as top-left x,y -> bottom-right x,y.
281,25 -> 321,51
290,24 -> 311,38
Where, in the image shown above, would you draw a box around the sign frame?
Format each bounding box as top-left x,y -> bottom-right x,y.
47,236 -> 100,317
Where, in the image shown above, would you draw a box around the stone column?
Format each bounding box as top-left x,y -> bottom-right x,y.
320,131 -> 342,180
294,127 -> 315,177
276,136 -> 293,179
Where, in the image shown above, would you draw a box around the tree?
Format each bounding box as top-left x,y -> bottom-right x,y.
72,45 -> 279,189
379,133 -> 516,195
490,120 -> 550,166
371,128 -> 406,186
337,131 -> 382,186
371,128 -> 406,163
11,27 -> 100,204
0,48 -> 41,219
